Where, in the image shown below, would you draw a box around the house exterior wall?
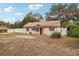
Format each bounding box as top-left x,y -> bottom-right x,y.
29,28 -> 40,34
43,28 -> 53,36
54,27 -> 61,32
43,27 -> 67,36
43,27 -> 60,36
61,28 -> 67,35
7,27 -> 67,36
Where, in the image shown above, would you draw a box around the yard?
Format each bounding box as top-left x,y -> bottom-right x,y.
0,33 -> 79,56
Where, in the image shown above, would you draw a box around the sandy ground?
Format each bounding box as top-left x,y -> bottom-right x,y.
0,33 -> 78,56
15,35 -> 36,39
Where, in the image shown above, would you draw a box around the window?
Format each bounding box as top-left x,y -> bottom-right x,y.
32,28 -> 35,31
49,28 -> 54,31
32,28 -> 39,32
26,28 -> 29,31
36,28 -> 39,32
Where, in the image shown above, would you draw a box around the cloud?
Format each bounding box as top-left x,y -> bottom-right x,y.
28,4 -> 43,11
4,6 -> 22,16
14,12 -> 22,16
4,6 -> 14,13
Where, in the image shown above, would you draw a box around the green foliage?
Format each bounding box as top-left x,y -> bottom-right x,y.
76,22 -> 79,25
14,21 -> 23,28
22,12 -> 40,26
50,32 -> 61,38
22,16 -> 39,25
67,24 -> 79,38
61,21 -> 69,28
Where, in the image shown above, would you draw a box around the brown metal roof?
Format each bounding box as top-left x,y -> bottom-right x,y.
23,21 -> 60,28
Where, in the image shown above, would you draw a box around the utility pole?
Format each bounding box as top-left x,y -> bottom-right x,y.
14,21 -> 16,33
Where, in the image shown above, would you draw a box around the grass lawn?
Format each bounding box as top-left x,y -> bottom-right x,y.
0,33 -> 79,56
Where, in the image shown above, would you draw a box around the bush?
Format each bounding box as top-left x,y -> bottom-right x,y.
67,25 -> 79,38
50,32 -> 61,38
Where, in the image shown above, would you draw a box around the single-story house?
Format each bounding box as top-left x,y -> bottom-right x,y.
23,21 -> 67,36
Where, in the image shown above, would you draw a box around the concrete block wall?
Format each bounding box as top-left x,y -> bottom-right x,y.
7,28 -> 67,36
43,27 -> 67,36
7,28 -> 26,33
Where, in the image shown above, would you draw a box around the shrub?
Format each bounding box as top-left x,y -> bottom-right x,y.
50,32 -> 61,38
67,25 -> 79,38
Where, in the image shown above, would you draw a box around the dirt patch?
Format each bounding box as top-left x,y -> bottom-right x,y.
15,35 -> 36,39
0,33 -> 78,56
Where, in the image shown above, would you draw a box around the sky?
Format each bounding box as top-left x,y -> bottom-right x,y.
0,3 -> 53,23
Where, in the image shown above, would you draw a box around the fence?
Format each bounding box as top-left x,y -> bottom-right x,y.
7,28 -> 26,33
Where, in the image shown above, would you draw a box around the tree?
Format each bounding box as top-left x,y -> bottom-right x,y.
22,12 -> 40,26
6,22 -> 13,28
33,13 -> 43,21
14,21 -> 23,28
12,12 -> 42,28
46,3 -> 79,21
67,24 -> 79,38
46,3 -> 79,27
46,4 -> 67,21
